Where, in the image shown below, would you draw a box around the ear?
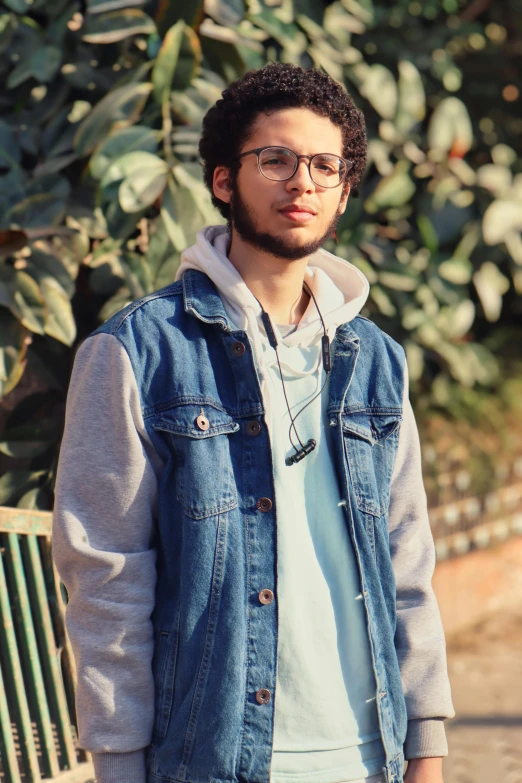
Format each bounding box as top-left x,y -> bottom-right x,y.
338,183 -> 351,215
213,166 -> 232,203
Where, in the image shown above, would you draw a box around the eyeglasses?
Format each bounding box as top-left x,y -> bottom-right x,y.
237,146 -> 354,189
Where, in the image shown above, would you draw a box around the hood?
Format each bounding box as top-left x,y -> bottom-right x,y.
174,225 -> 369,412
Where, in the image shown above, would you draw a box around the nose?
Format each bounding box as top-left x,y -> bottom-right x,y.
285,158 -> 315,194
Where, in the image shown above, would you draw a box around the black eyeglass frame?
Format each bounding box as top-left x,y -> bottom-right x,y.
237,146 -> 354,189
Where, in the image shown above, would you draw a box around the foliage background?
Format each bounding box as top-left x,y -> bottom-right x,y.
0,0 -> 520,510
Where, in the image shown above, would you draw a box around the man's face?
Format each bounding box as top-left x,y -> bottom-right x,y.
214,108 -> 350,261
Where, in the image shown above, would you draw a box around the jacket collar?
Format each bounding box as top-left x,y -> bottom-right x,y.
181,269 -> 236,332
181,267 -> 362,347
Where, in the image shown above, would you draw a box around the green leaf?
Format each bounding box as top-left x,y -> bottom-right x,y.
6,56 -> 33,89
74,82 -> 153,157
2,0 -> 32,14
204,0 -> 243,26
0,309 -> 28,396
9,269 -> 46,334
379,269 -> 418,291
359,64 -> 397,120
155,0 -> 205,35
482,200 -> 522,245
405,340 -> 424,382
89,260 -> 125,295
98,288 -> 133,322
199,34 -> 252,83
87,0 -> 147,12
0,120 -> 21,169
152,20 -> 185,105
438,257 -> 472,285
435,300 -> 475,339
39,276 -> 76,345
172,25 -> 202,91
369,285 -> 396,316
5,193 -> 66,228
103,199 -> 146,241
121,251 -> 152,296
30,45 -> 62,83
170,78 -> 223,125
428,97 -> 473,157
0,423 -> 55,458
160,176 -> 188,251
395,60 -> 425,135
17,486 -> 51,511
153,254 -> 180,290
101,150 -> 168,189
90,126 -> 159,180
476,164 -> 512,195
365,162 -> 415,213
172,163 -> 223,225
0,470 -> 46,507
81,9 -> 156,44
0,13 -> 16,54
473,262 -> 510,322
119,163 -> 169,213
27,250 -> 76,299
417,215 -> 438,255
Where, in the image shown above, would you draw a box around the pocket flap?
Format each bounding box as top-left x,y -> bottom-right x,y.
342,412 -> 402,445
152,404 -> 239,438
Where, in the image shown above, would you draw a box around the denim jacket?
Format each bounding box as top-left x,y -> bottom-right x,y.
53,267 -> 454,783
104,267 -> 423,782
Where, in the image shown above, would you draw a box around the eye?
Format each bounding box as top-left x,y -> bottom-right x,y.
312,156 -> 340,174
260,148 -> 294,167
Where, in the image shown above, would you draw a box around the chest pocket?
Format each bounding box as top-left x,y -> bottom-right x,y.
342,411 -> 402,517
152,404 -> 240,520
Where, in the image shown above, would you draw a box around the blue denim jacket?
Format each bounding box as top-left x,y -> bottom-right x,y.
93,268 -> 408,783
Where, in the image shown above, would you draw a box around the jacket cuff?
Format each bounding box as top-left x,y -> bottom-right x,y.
92,749 -> 146,783
404,718 -> 448,759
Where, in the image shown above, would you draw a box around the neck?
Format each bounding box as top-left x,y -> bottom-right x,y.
227,230 -> 311,324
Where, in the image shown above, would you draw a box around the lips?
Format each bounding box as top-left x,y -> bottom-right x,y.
279,204 -> 317,215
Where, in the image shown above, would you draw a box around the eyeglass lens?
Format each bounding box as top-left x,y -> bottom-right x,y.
258,147 -> 347,187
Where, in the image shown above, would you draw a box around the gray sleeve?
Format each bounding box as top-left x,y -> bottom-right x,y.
52,333 -> 163,783
388,360 -> 455,759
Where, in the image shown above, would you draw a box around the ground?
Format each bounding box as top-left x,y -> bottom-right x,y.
442,606 -> 522,783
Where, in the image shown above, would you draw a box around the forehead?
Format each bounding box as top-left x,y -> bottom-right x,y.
244,108 -> 343,156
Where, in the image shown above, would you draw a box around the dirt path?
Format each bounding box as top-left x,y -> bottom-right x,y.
442,607 -> 522,783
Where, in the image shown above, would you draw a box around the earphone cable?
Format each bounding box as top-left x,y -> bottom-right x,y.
252,282 -> 331,458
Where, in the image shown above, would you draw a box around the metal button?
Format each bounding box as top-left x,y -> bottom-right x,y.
255,688 -> 271,704
196,415 -> 210,431
246,421 -> 261,436
231,341 -> 246,356
256,497 -> 272,512
258,589 -> 274,605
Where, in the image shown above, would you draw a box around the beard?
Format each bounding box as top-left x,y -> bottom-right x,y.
228,186 -> 343,261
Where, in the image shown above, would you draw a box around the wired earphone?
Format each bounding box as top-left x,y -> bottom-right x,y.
253,282 -> 332,466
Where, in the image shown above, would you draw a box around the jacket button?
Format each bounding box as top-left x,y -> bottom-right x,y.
196,415 -> 210,431
231,341 -> 246,356
258,589 -> 274,605
246,421 -> 261,436
256,497 -> 273,512
255,688 -> 271,704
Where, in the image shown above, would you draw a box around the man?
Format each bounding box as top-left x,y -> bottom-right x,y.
52,62 -> 454,783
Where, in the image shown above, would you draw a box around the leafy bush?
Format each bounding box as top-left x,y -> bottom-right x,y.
0,0 -> 520,509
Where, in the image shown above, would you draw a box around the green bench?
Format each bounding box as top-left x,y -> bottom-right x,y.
0,507 -> 93,783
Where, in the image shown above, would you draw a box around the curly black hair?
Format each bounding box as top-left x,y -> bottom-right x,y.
199,62 -> 367,221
